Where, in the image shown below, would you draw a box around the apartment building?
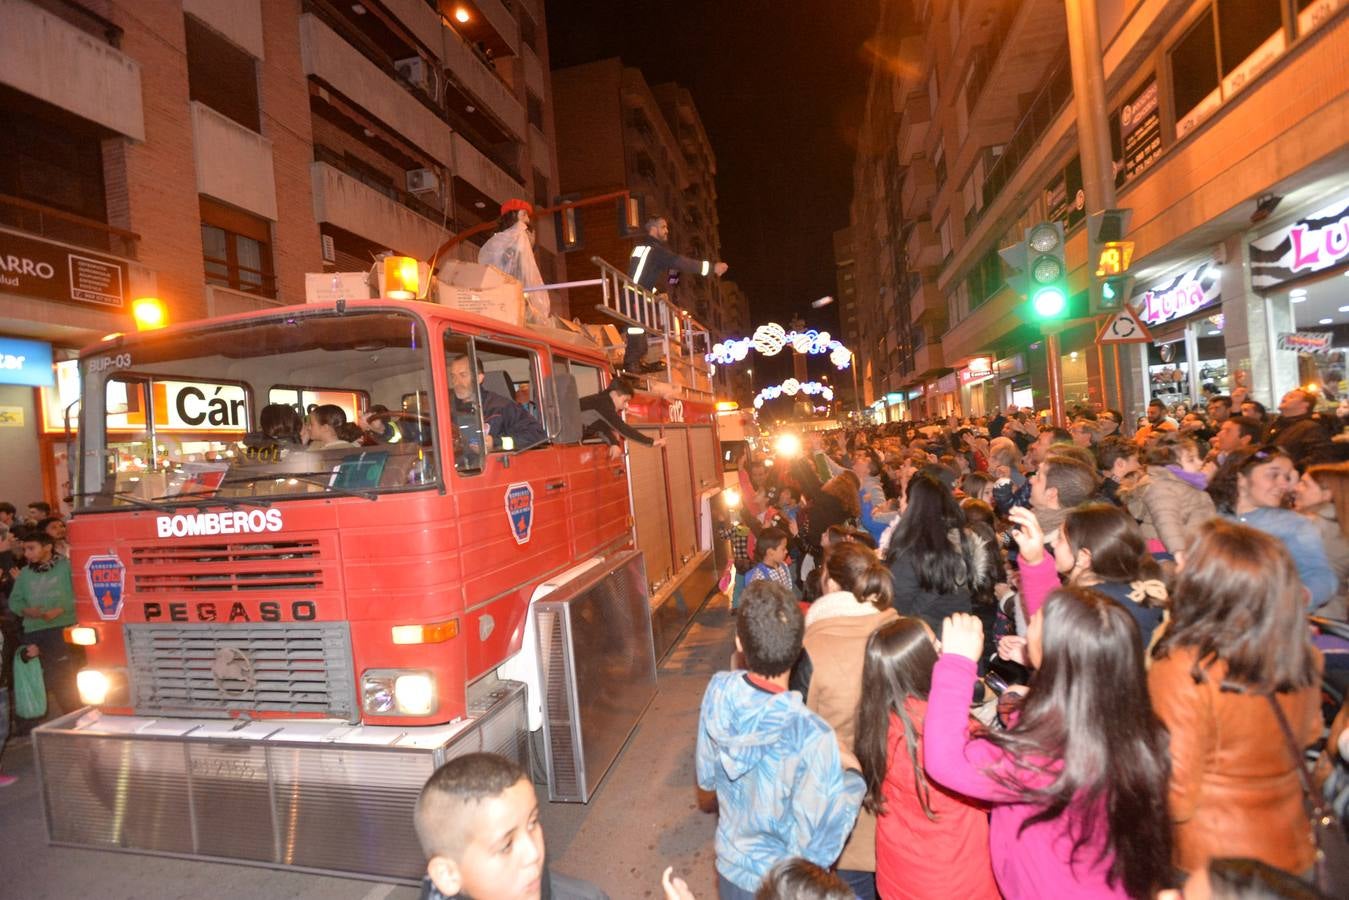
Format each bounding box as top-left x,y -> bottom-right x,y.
852,0 -> 1349,422
0,0 -> 561,505
551,59 -> 738,395
832,226 -> 864,409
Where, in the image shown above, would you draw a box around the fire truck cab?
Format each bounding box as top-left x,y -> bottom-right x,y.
34,271 -> 727,881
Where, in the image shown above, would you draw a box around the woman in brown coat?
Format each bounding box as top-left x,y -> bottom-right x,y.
1149,519 -> 1324,876
794,540 -> 897,899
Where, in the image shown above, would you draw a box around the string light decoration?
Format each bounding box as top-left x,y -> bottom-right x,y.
753,379 -> 835,409
707,322 -> 853,370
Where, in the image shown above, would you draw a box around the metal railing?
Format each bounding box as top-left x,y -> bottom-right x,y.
0,193 -> 140,259
525,258 -> 715,397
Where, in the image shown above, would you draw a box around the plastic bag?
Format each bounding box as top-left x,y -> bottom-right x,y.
14,653 -> 47,720
478,221 -> 550,324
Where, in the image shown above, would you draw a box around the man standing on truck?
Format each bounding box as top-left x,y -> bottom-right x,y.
624,217 -> 728,374
449,356 -> 547,464
580,378 -> 667,459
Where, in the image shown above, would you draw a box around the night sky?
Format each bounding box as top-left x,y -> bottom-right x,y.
546,0 -> 881,384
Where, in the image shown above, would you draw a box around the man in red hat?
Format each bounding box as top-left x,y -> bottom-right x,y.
479,199 -> 551,323
624,216 -> 728,373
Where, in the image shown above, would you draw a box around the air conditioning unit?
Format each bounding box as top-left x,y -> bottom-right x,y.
406,168 -> 440,195
320,234 -> 336,263
394,56 -> 438,99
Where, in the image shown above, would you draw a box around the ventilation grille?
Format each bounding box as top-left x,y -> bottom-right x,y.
537,608 -> 580,800
130,540 -> 323,593
124,622 -> 355,720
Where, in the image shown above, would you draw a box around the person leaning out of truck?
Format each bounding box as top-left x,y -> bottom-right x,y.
579,378 -> 666,459
8,530 -> 82,716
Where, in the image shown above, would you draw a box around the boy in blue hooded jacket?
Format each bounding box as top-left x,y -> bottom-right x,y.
696,580 -> 865,899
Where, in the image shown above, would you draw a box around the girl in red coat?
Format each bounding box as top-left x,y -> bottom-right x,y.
854,618 -> 999,900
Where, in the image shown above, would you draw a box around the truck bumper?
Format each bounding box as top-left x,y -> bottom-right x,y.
33,680 -> 527,883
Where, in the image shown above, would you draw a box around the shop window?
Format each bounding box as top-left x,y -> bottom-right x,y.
1215,0 -> 1283,77
185,15 -> 260,132
200,197 -> 276,297
1170,9 -> 1220,126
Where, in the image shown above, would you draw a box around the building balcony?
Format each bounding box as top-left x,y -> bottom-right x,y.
522,44 -> 546,100
896,90 -> 930,162
191,101 -> 277,221
901,159 -> 937,220
441,17 -> 526,140
940,285 -> 1021,365
909,276 -> 944,325
469,0 -> 519,55
1,0 -> 144,140
528,124 -> 549,169
911,340 -> 945,378
183,0 -> 263,59
310,160 -> 452,262
0,195 -> 139,259
452,132 -> 524,207
905,219 -> 941,270
299,14 -> 454,168
965,0 -> 1065,136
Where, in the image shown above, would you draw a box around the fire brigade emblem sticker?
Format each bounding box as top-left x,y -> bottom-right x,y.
504,482 -> 534,545
85,554 -> 126,621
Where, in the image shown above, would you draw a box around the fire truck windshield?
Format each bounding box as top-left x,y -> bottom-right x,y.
76,309 -> 439,511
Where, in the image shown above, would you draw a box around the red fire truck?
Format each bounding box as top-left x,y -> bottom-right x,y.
33,269 -> 728,881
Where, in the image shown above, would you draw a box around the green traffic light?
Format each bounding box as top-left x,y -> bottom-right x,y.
1033,285 -> 1067,318
1102,281 -> 1116,301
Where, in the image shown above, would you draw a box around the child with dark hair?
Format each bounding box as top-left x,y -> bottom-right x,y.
746,527 -> 795,595
414,752 -> 607,900
754,858 -> 854,900
696,580 -> 864,900
856,618 -> 998,899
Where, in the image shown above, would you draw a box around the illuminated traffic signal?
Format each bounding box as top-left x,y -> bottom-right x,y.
1100,273 -> 1135,310
1026,221 -> 1068,319
1089,208 -> 1134,313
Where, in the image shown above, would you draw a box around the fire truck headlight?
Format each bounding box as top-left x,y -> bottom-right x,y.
361,670 -> 437,716
773,433 -> 802,458
362,676 -> 396,715
78,669 -> 111,705
67,626 -> 99,646
394,673 -> 436,715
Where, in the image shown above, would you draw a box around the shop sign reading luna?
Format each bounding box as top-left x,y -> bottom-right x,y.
1137,262 -> 1222,327
1251,196 -> 1349,290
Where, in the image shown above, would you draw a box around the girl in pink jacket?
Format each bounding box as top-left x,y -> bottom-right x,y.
923,595 -> 1172,899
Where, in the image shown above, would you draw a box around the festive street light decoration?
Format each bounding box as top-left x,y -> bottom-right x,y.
708,322 -> 853,369
752,379 -> 834,409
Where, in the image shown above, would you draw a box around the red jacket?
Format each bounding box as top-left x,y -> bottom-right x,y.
875,703 -> 999,900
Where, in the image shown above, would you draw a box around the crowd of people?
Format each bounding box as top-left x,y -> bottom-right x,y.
693,390 -> 1349,899
0,499 -> 79,789
10,386 -> 1349,899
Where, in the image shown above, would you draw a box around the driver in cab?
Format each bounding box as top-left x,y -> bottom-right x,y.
449,355 -> 547,464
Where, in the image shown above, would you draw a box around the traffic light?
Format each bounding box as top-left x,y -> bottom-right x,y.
1100,273 -> 1136,310
1000,221 -> 1072,321
1026,221 -> 1067,318
1089,208 -> 1134,313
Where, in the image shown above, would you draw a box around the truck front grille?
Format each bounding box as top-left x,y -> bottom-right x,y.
130,540 -> 325,593
124,622 -> 356,721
